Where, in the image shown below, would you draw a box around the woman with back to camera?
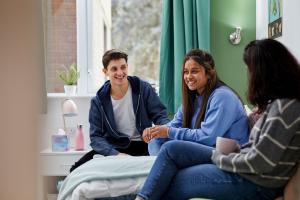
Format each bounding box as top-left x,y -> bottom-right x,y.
135,39 -> 300,200
145,49 -> 249,155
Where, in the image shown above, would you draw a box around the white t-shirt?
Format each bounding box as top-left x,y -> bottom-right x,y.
111,84 -> 140,140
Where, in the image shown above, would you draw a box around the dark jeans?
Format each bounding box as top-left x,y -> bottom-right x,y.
70,141 -> 149,172
96,194 -> 136,200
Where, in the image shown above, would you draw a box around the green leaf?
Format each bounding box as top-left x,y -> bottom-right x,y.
56,63 -> 79,85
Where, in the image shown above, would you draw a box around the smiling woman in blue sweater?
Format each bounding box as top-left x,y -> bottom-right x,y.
145,49 -> 249,155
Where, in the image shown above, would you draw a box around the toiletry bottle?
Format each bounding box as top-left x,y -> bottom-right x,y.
75,124 -> 84,150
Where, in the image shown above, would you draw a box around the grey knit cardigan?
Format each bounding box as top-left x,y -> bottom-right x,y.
212,99 -> 300,188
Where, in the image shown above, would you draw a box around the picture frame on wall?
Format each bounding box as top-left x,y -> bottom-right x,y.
268,0 -> 282,39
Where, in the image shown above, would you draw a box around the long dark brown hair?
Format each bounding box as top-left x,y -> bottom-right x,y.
243,39 -> 300,113
182,49 -> 223,128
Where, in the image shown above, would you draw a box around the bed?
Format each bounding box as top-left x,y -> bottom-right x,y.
58,155 -> 300,200
58,155 -> 156,200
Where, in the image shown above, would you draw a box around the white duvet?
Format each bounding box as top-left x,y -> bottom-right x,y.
58,156 -> 156,200
67,176 -> 146,200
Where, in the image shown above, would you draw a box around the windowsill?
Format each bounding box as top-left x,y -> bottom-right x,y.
47,93 -> 95,98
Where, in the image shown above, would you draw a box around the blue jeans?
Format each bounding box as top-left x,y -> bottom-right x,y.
138,140 -> 282,200
148,138 -> 171,156
96,194 -> 135,200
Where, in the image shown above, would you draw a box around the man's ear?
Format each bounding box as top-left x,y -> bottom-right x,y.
102,68 -> 107,75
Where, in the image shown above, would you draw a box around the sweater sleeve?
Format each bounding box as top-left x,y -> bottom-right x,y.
166,106 -> 183,128
211,99 -> 300,174
168,89 -> 243,146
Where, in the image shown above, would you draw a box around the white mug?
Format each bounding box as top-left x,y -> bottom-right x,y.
216,137 -> 240,155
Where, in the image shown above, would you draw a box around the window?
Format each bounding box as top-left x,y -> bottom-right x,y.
43,0 -> 111,95
43,0 -> 77,93
43,0 -> 161,95
111,0 -> 162,88
86,0 -> 111,94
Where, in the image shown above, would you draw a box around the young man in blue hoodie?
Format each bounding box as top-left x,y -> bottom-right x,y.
70,49 -> 169,172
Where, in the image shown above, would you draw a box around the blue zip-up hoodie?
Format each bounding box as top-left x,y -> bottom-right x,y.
89,76 -> 170,156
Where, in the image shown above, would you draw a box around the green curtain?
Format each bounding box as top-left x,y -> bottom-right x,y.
159,0 -> 210,114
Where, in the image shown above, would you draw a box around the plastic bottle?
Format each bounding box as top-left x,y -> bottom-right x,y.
75,124 -> 84,150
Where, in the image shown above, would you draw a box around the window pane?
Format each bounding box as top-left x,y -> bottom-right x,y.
111,0 -> 162,88
44,0 -> 77,93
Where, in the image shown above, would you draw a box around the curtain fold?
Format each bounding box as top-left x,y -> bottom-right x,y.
159,0 -> 210,114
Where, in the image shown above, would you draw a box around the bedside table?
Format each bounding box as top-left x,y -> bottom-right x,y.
40,149 -> 89,200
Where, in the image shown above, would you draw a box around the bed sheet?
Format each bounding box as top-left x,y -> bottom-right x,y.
58,156 -> 156,200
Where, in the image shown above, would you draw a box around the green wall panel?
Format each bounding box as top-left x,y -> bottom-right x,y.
210,0 -> 256,104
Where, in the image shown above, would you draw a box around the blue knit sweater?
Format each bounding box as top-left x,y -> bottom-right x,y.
167,86 -> 249,146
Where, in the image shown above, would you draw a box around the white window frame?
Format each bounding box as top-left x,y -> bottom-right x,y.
48,0 -> 111,96
76,0 -> 89,95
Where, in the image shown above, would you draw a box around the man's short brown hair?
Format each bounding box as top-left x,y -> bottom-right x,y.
102,49 -> 128,69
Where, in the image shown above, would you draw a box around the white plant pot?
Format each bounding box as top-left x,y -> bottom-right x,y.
64,85 -> 77,96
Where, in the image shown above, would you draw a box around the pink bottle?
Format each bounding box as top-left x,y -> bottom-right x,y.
75,124 -> 84,150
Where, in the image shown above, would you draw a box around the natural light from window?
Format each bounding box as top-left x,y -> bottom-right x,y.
44,0 -> 161,95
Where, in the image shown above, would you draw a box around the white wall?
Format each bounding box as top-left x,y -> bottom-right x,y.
256,0 -> 300,61
39,96 -> 92,151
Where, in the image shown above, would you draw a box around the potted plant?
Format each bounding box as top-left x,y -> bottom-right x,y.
57,63 -> 79,95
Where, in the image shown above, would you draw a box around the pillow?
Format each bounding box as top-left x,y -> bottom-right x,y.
70,176 -> 146,199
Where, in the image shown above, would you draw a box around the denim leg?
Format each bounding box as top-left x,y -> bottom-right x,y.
147,138 -> 171,156
163,164 -> 282,200
96,194 -> 136,200
137,140 -> 214,200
